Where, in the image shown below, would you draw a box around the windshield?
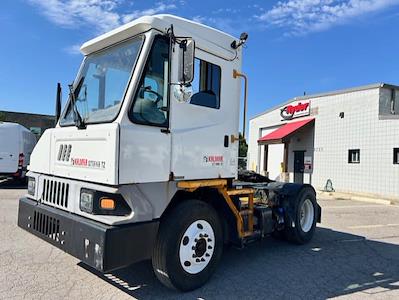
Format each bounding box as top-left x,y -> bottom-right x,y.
60,36 -> 144,125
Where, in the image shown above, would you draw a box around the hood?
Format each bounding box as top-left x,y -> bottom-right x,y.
29,123 -> 119,185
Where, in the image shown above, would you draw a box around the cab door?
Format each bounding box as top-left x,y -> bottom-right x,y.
169,47 -> 239,180
119,34 -> 172,184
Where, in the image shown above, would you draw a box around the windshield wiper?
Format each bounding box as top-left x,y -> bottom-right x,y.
68,76 -> 86,129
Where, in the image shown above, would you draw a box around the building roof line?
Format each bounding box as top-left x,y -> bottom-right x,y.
0,110 -> 54,118
250,82 -> 399,121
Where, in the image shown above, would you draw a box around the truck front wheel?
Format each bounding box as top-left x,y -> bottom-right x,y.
152,200 -> 223,291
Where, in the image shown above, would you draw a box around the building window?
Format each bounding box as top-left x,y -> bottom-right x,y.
390,89 -> 398,115
394,148 -> 399,164
348,149 -> 360,164
379,88 -> 399,117
190,58 -> 221,109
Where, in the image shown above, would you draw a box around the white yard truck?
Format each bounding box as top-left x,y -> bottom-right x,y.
18,15 -> 321,291
0,122 -> 37,181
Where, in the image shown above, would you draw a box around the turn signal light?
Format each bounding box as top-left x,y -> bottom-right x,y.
100,198 -> 115,210
18,153 -> 24,167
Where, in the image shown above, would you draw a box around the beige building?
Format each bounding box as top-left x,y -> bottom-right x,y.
248,83 -> 399,200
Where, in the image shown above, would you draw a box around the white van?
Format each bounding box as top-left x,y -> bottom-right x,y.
0,122 -> 37,180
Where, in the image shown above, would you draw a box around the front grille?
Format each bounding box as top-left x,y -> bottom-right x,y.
33,211 -> 61,242
41,179 -> 69,209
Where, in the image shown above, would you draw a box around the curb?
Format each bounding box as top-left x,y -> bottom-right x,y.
316,191 -> 395,206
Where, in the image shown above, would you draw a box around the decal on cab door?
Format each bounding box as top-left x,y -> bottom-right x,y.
202,155 -> 224,167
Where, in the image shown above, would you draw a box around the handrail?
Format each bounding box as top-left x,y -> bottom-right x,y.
233,70 -> 248,140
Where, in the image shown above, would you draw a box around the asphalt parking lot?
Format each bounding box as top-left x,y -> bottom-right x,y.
1,179 -> 399,300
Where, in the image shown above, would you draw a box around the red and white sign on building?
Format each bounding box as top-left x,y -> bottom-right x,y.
280,101 -> 311,120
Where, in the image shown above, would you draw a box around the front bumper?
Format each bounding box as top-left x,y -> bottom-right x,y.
18,197 -> 159,272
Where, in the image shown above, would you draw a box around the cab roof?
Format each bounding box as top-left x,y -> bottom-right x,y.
80,14 -> 238,60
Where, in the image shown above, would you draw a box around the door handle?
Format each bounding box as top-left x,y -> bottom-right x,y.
224,135 -> 229,147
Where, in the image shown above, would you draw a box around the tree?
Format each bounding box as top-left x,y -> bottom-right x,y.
238,133 -> 248,170
239,133 -> 248,157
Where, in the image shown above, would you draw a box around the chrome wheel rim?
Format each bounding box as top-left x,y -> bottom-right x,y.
179,220 -> 215,274
300,199 -> 314,233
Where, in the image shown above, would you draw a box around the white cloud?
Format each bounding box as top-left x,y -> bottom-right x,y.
28,0 -> 177,33
192,15 -> 207,24
256,0 -> 399,35
122,3 -> 176,23
191,15 -> 247,36
28,0 -> 120,32
64,44 -> 82,55
212,8 -> 240,14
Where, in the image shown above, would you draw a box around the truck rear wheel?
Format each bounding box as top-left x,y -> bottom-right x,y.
284,187 -> 317,244
152,200 -> 223,291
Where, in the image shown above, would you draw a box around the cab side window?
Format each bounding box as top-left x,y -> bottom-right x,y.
190,58 -> 221,109
130,36 -> 169,127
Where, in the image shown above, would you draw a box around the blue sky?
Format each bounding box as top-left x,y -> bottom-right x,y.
1,0 -> 399,119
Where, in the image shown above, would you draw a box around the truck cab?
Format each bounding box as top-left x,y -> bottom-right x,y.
18,14 -> 320,291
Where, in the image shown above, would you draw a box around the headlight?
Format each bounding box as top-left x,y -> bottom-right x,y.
79,188 -> 131,216
80,189 -> 94,213
27,177 -> 35,196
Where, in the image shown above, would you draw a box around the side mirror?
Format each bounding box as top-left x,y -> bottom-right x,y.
178,38 -> 195,84
55,82 -> 62,126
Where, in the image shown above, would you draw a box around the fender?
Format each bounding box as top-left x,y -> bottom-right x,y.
265,182 -> 321,226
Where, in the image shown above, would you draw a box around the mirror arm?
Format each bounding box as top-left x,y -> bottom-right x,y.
55,82 -> 62,126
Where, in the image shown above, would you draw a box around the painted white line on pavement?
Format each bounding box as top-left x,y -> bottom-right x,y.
322,205 -> 392,209
339,238 -> 366,243
349,223 -> 399,229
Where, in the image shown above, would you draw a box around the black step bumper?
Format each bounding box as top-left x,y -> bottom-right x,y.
17,197 -> 159,272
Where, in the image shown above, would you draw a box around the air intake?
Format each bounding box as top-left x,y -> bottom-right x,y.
57,144 -> 72,162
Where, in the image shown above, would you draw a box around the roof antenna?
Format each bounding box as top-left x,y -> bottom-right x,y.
231,32 -> 248,49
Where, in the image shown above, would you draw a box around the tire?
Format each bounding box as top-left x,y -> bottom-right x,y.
271,229 -> 285,240
284,187 -> 317,244
152,199 -> 223,291
16,176 -> 28,185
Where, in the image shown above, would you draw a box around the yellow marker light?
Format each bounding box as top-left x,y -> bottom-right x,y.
100,198 -> 115,210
